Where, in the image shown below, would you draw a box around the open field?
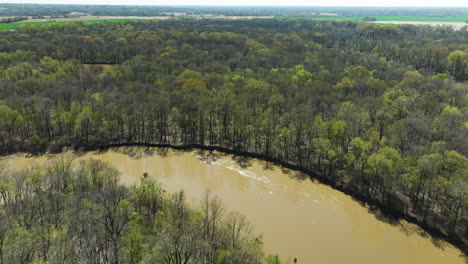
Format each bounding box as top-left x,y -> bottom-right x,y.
0,23 -> 21,31
276,16 -> 468,22
374,21 -> 467,30
376,16 -> 468,22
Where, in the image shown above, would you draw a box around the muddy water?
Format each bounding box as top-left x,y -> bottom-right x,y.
3,147 -> 466,264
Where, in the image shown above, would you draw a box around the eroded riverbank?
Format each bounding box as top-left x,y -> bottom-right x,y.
2,147 -> 466,263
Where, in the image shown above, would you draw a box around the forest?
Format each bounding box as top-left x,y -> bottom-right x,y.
0,157 -> 275,264
0,18 -> 466,254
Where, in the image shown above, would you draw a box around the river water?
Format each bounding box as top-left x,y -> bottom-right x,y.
3,147 -> 466,264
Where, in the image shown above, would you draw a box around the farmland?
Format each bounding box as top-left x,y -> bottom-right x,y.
0,22 -> 21,31
276,16 -> 468,22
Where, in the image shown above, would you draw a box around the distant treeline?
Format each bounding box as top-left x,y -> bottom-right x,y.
0,3 -> 468,17
0,158 -> 278,263
362,16 -> 377,21
0,16 -> 27,23
0,19 -> 467,252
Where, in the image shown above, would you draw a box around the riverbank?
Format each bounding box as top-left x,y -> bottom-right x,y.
97,143 -> 468,256
3,142 -> 467,256
3,146 -> 465,263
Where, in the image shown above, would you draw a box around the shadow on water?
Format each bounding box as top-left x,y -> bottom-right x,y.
73,149 -> 96,158
365,204 -> 401,227
195,149 -> 220,164
109,146 -> 160,159
155,147 -> 170,157
281,167 -> 291,175
232,155 -> 252,168
350,195 -> 467,256
291,171 -> 308,182
260,160 -> 274,170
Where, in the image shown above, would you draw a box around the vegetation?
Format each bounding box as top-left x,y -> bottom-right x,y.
1,3 -> 468,19
0,20 -> 148,33
0,18 -> 467,252
362,17 -> 377,22
0,23 -> 19,32
0,157 -> 277,264
277,16 -> 468,22
0,16 -> 27,23
372,16 -> 468,22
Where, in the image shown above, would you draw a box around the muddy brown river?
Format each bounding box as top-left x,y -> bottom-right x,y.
3,147 -> 466,263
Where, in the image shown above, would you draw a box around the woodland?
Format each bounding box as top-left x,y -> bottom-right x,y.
0,18 -> 467,258
0,157 -> 271,263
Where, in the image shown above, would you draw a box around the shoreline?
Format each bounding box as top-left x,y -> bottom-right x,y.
4,142 -> 467,256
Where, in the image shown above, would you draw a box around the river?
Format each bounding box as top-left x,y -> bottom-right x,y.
2,147 -> 466,264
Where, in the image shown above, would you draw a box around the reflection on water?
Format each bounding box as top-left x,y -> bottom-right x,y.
3,147 -> 466,264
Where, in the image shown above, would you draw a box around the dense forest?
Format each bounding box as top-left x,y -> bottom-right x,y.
0,18 -> 467,252
0,4 -> 468,18
0,157 -> 278,264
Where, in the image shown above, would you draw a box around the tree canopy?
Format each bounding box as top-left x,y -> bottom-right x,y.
0,18 -> 467,254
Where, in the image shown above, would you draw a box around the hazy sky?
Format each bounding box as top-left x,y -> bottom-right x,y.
1,0 -> 468,7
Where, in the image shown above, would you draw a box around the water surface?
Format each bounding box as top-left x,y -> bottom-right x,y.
3,147 -> 465,264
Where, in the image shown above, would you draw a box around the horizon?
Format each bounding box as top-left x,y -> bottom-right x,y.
1,1 -> 468,8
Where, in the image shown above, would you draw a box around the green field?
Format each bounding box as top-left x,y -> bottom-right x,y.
0,23 -> 22,31
276,16 -> 468,22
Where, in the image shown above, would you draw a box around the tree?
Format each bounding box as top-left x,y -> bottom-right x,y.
365,147 -> 401,201
0,105 -> 22,148
363,17 -> 377,21
447,50 -> 467,82
152,191 -> 200,264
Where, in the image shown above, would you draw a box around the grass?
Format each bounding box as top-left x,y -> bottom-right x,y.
276,16 -> 468,22
0,23 -> 22,31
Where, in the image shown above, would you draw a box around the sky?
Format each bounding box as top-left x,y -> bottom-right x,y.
1,0 -> 468,7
